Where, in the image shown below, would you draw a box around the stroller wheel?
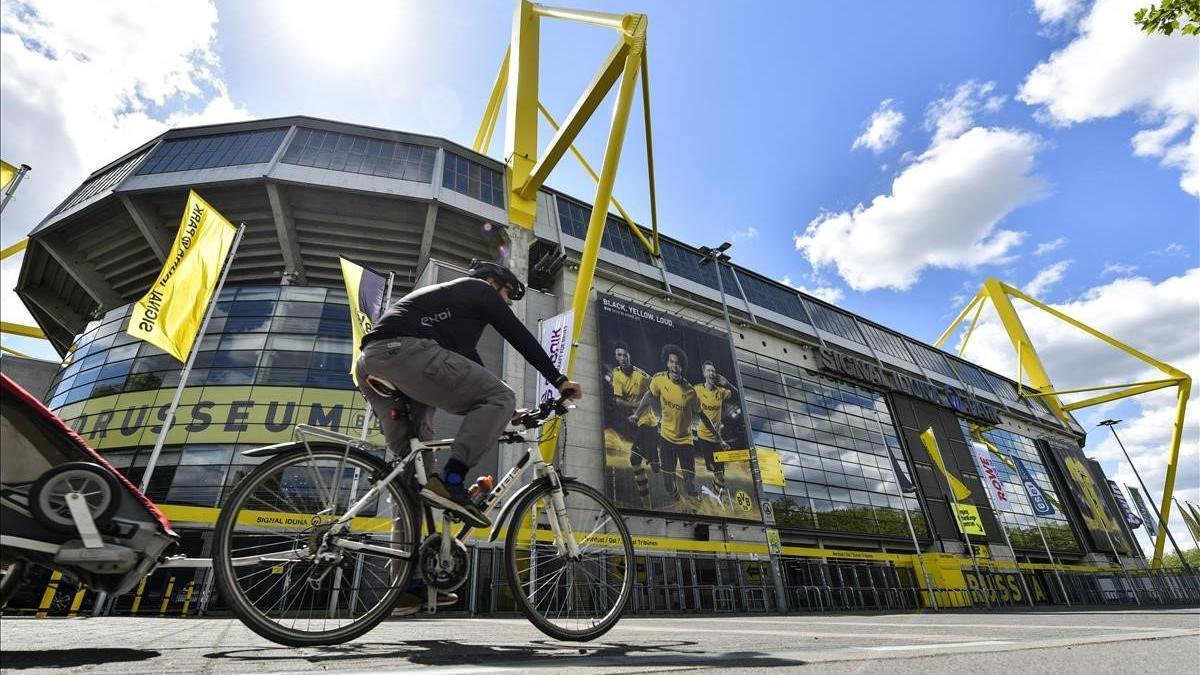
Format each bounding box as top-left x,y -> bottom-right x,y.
30,462 -> 121,533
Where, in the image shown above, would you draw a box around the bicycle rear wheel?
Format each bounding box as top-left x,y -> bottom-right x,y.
213,445 -> 419,646
504,480 -> 633,641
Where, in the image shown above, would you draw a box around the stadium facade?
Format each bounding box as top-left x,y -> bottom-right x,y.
15,116 -> 1152,614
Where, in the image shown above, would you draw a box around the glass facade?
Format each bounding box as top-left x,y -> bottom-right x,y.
136,129 -> 288,175
281,127 -> 436,182
443,152 -> 505,208
556,195 -> 655,265
737,349 -> 929,539
53,150 -> 149,215
961,422 -> 1081,553
43,285 -> 366,507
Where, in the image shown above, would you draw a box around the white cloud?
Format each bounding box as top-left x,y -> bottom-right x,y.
1033,0 -> 1085,26
852,99 -> 906,153
1020,0 -> 1200,195
0,0 -> 250,350
1101,262 -> 1138,276
1025,259 -> 1072,297
795,126 -> 1043,291
1035,237 -> 1067,255
926,81 -> 1004,145
957,268 -> 1200,549
729,226 -> 759,243
781,275 -> 845,304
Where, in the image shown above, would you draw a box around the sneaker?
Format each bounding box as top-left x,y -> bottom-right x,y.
420,475 -> 491,528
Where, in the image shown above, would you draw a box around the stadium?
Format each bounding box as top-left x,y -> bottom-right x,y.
9,115 -> 1171,615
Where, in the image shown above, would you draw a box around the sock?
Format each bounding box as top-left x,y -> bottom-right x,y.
444,457 -> 469,486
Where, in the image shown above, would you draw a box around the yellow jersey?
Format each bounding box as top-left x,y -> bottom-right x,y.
694,384 -> 731,442
648,372 -> 697,445
611,366 -> 657,427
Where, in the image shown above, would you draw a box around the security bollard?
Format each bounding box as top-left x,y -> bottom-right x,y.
159,576 -> 176,616
35,571 -> 63,619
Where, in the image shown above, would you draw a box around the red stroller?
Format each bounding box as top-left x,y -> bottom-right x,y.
1,373 -> 178,607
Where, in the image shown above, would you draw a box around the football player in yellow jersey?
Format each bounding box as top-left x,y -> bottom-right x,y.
694,360 -> 734,497
631,344 -> 722,501
607,341 -> 659,503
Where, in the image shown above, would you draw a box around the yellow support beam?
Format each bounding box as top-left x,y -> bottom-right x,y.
1,321 -> 46,339
938,276 -> 1193,569
1,238 -> 28,261
503,0 -> 541,228
474,47 -> 510,155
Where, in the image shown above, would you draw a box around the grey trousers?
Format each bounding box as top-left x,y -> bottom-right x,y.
356,337 -> 516,469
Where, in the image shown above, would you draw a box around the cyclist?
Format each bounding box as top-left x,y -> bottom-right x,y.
357,259 -> 582,529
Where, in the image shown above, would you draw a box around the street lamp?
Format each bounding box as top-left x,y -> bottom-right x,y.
697,242 -> 791,609
1098,419 -> 1193,573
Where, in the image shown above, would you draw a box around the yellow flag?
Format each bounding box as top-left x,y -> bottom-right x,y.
0,160 -> 16,191
920,427 -> 972,501
339,257 -> 389,383
127,191 -> 237,362
756,448 -> 786,487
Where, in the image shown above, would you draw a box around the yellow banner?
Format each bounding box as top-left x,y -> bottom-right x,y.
0,160 -> 16,191
920,427 -> 972,501
757,448 -> 786,487
713,449 -> 750,463
954,503 -> 986,536
339,257 -> 389,383
126,191 -> 237,362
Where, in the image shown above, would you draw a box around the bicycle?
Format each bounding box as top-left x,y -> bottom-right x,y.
212,393 -> 634,646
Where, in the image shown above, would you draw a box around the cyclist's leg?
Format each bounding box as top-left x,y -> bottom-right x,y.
355,353 -> 414,454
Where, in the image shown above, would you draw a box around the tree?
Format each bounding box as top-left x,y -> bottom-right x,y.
1134,0 -> 1200,36
1158,547 -> 1200,569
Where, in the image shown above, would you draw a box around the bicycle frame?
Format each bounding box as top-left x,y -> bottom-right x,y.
291,422 -> 583,561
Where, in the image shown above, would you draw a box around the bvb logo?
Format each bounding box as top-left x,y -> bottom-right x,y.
734,490 -> 753,512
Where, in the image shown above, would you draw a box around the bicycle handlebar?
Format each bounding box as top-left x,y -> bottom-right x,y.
511,393 -> 573,430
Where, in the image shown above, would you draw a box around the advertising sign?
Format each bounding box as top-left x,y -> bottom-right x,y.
597,293 -> 760,521
1107,480 -> 1142,530
954,503 -> 987,536
1014,456 -> 1056,516
971,441 -> 1013,511
54,386 -> 378,450
1042,439 -> 1130,554
1127,486 -> 1158,533
536,309 -> 574,405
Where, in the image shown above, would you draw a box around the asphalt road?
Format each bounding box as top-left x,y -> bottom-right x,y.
1,608 -> 1197,674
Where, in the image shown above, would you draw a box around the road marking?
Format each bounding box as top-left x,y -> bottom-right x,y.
861,640 -> 1014,652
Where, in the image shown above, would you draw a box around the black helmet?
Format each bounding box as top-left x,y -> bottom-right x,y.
468,259 -> 526,301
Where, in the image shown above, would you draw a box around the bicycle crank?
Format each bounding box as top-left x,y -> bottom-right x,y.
418,533 -> 469,592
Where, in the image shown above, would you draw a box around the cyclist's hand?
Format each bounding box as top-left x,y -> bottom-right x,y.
558,380 -> 583,400
719,440 -> 730,450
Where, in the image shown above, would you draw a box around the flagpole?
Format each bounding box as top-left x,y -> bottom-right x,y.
1173,499 -> 1200,549
872,416 -> 937,610
926,429 -> 989,608
0,163 -> 32,214
139,224 -> 245,494
1032,517 -> 1071,607
971,443 -> 1033,607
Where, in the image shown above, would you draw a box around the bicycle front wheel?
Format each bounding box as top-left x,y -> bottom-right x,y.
504,480 -> 634,641
213,445 -> 419,646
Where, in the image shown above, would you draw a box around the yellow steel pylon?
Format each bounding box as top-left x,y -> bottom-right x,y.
476,0 -> 661,461
937,277 -> 1191,569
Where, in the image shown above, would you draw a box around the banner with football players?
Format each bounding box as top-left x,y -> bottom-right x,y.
596,293 -> 761,522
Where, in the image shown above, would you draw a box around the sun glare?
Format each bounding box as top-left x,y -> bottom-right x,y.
275,0 -> 410,67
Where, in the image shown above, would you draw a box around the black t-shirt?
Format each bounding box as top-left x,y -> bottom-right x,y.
362,277 -> 564,385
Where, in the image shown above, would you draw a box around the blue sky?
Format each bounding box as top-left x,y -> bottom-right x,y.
1,0 -> 1197,551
